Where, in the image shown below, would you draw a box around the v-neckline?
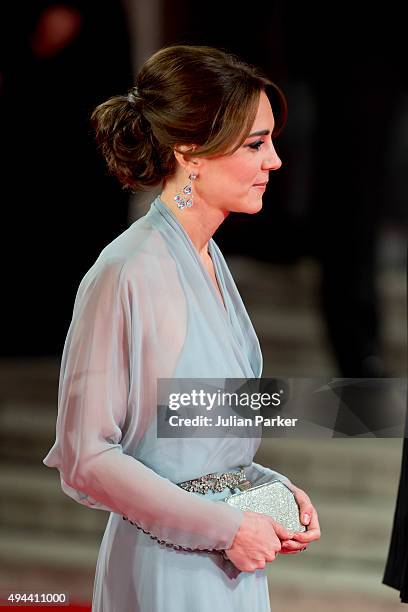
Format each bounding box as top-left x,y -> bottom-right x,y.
152,196 -> 230,320
206,242 -> 228,315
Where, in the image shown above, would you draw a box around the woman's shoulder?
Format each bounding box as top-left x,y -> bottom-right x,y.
79,213 -> 177,294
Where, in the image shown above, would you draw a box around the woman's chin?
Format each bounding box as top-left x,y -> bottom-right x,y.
228,194 -> 264,214
245,195 -> 264,214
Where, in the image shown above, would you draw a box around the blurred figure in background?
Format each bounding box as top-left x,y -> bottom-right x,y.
1,1 -> 133,356
280,6 -> 406,378
383,436 -> 408,603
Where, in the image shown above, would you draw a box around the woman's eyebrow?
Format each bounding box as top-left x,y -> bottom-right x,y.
247,129 -> 271,137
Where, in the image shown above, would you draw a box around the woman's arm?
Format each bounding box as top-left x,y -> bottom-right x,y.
43,258 -> 244,552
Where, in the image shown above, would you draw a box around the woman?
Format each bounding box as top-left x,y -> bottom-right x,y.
43,44 -> 320,611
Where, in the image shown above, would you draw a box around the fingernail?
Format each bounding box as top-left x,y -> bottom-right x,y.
303,514 -> 310,525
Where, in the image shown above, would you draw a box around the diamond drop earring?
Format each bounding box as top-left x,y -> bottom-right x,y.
174,172 -> 197,210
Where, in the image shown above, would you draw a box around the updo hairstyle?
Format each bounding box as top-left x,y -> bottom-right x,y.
90,45 -> 287,190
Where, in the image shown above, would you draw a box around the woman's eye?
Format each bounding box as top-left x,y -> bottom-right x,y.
247,140 -> 264,150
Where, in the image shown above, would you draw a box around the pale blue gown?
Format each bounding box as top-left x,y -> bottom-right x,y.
43,196 -> 291,611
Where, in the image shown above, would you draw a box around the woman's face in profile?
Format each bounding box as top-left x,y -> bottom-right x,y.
196,90 -> 282,215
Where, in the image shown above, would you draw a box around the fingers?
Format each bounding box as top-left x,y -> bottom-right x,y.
264,551 -> 278,563
254,550 -> 279,569
292,530 -> 318,544
253,540 -> 281,567
248,541 -> 307,570
280,539 -> 309,552
280,548 -> 307,554
229,555 -> 269,573
269,517 -> 294,541
274,484 -> 320,545
292,508 -> 321,544
246,554 -> 274,572
299,501 -> 314,527
289,484 -> 313,527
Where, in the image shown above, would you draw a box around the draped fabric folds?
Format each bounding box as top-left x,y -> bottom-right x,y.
43,196 -> 290,611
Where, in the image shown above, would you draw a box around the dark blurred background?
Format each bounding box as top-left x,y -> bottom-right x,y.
0,2 -> 406,610
1,1 -> 406,378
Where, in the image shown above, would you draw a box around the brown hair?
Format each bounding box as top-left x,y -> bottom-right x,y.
91,44 -> 287,190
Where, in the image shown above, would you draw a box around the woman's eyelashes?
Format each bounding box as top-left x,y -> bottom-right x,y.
246,139 -> 265,151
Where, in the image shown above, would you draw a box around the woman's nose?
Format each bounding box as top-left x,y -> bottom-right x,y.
262,145 -> 282,171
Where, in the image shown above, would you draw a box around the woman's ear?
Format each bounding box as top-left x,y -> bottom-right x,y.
173,145 -> 201,175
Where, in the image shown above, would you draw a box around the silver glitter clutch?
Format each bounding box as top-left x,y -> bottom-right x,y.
224,479 -> 306,533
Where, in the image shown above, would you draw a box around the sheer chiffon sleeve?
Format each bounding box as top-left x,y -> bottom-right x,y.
43,258 -> 244,552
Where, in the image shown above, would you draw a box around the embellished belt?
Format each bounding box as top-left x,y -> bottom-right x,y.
177,466 -> 251,494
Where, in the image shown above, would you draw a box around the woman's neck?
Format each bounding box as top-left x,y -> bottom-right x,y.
159,187 -> 228,258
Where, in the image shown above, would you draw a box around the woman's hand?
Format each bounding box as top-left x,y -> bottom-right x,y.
223,510 -> 295,572
279,482 -> 321,554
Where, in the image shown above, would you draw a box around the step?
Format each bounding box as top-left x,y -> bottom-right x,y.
0,563 -> 95,605
302,494 -> 397,565
0,528 -> 100,569
0,401 -> 58,464
255,438 -> 403,498
0,466 -> 108,536
267,555 -> 400,604
227,255 -> 407,304
0,358 -> 60,403
260,345 -> 338,377
253,304 -> 406,352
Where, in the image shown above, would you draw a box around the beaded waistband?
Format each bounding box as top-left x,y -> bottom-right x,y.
177,466 -> 251,494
